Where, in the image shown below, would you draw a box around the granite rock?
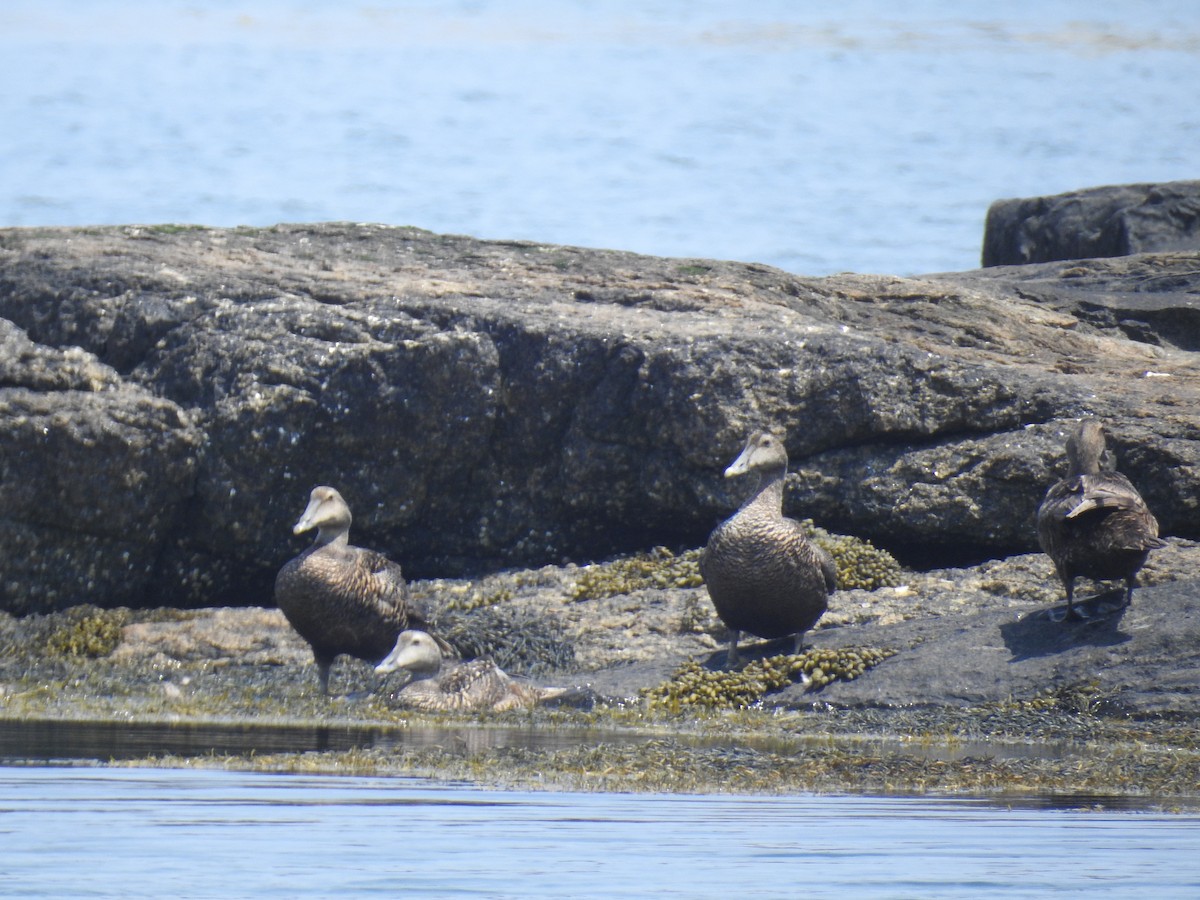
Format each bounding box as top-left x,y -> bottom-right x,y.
0,222 -> 1197,614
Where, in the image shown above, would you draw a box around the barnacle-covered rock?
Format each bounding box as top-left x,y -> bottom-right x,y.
642,645 -> 897,712
802,521 -> 905,591
570,547 -> 705,601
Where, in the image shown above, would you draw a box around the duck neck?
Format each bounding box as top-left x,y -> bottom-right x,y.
405,656 -> 443,681
739,466 -> 786,515
312,526 -> 350,549
1067,445 -> 1103,479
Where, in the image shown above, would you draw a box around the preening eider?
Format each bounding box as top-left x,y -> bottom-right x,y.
1036,421 -> 1164,620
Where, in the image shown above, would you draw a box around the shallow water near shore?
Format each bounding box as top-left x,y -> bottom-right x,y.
3,765 -> 1199,898
3,718 -> 1200,897
0,714 -> 1091,769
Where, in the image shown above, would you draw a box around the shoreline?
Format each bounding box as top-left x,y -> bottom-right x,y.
4,555 -> 1200,809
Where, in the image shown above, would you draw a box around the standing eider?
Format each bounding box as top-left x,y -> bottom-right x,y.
700,431 -> 837,667
274,485 -> 445,695
1036,420 -> 1165,621
375,630 -> 580,712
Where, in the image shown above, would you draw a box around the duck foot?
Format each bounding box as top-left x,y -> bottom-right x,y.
1093,597 -> 1132,617
1048,606 -> 1089,624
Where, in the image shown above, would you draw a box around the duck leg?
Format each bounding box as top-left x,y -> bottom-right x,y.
1055,576 -> 1089,622
1122,574 -> 1137,608
726,630 -> 742,668
316,654 -> 334,697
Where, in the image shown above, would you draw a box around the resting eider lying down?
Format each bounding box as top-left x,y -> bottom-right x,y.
375,630 -> 583,712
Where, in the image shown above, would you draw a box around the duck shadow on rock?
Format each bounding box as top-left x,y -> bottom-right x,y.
1000,589 -> 1132,662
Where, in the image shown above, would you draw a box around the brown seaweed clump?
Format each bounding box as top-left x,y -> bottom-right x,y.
802,521 -> 905,591
642,646 -> 896,712
571,547 -> 705,601
42,605 -> 128,658
438,604 -> 577,677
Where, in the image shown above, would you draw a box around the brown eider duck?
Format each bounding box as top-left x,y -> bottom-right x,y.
1036,420 -> 1164,621
274,485 -> 445,695
699,431 -> 837,667
375,630 -> 579,712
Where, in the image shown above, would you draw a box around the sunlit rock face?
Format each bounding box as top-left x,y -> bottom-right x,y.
1,220 -> 1197,613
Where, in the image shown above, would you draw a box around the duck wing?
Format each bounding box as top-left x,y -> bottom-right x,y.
1065,473 -> 1150,518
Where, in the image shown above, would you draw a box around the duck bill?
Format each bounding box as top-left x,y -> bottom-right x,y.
724,445 -> 753,478
292,496 -> 324,535
374,642 -> 423,675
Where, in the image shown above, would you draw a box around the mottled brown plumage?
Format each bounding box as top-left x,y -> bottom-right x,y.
1036,421 -> 1164,620
700,431 -> 837,667
274,486 -> 435,695
375,630 -> 577,712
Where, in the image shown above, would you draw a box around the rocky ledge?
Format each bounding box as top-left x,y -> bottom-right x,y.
1,222 -> 1197,615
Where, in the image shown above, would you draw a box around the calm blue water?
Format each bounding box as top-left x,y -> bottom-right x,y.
1,1 -> 1197,275
1,766 -> 1198,899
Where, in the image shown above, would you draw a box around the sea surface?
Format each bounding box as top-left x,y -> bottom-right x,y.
1,1 -> 1197,276
2,765 -> 1200,899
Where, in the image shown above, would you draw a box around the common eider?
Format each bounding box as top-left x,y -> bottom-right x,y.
375,630 -> 579,712
1036,420 -> 1164,620
274,485 -> 445,695
699,431 -> 837,667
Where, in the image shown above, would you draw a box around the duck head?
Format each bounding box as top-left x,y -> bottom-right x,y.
293,485 -> 352,545
375,630 -> 443,676
724,431 -> 789,478
1065,420 -> 1111,478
